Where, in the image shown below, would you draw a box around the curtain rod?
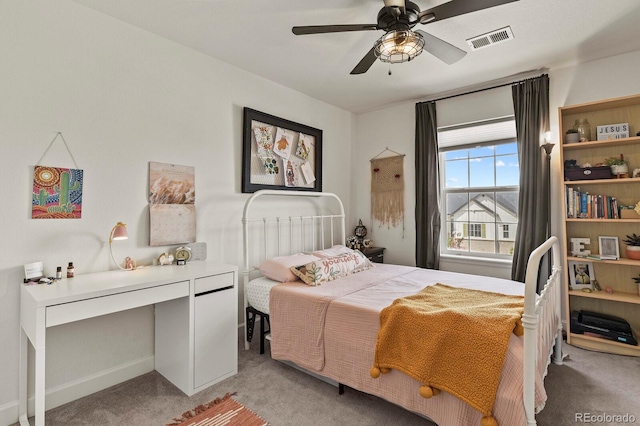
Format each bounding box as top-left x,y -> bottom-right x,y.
419,73 -> 548,104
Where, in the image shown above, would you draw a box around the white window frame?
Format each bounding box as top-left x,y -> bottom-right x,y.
438,117 -> 519,260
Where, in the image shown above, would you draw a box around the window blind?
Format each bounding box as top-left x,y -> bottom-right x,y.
437,116 -> 516,150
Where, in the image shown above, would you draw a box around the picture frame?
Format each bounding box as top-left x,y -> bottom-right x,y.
598,236 -> 620,260
242,107 -> 322,193
568,260 -> 595,291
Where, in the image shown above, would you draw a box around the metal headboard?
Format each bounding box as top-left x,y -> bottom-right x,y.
241,190 -> 346,348
242,190 -> 346,269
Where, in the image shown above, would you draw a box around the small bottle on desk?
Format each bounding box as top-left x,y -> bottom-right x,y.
67,262 -> 75,278
56,266 -> 62,280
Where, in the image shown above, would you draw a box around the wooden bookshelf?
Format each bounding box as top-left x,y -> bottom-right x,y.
567,256 -> 640,267
566,218 -> 640,223
564,177 -> 640,185
569,333 -> 640,356
560,94 -> 640,356
568,289 -> 640,304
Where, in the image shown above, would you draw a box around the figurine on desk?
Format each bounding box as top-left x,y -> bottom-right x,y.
125,257 -> 136,270
157,253 -> 174,266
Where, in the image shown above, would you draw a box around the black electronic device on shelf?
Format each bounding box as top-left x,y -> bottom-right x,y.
570,310 -> 638,346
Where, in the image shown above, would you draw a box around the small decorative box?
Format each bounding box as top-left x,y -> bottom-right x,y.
596,123 -> 629,140
620,209 -> 640,219
564,166 -> 613,181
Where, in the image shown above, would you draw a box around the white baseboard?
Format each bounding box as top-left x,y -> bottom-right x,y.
0,400 -> 17,426
0,356 -> 154,426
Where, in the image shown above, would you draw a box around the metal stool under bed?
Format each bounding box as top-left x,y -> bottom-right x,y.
245,305 -> 270,355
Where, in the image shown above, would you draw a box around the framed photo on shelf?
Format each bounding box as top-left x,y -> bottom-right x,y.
568,260 -> 595,291
598,236 -> 620,260
242,107 -> 322,193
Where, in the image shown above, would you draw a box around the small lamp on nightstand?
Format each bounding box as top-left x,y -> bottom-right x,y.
109,222 -> 133,270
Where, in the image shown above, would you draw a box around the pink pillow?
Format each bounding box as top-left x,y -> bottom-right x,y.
257,254 -> 321,282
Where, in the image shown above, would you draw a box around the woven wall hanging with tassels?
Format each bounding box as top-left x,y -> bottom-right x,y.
370,149 -> 405,229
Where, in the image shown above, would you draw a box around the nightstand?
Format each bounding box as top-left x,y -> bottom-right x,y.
361,247 -> 385,264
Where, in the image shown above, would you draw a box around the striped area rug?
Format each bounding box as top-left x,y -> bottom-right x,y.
167,393 -> 269,426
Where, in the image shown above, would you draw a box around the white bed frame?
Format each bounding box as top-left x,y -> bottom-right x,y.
242,189 -> 563,426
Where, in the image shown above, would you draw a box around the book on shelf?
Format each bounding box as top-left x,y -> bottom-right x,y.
565,187 -> 619,219
586,254 -> 618,260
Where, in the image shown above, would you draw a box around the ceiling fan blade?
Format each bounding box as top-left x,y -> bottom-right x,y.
350,47 -> 378,75
292,24 -> 378,35
418,0 -> 519,23
415,30 -> 467,65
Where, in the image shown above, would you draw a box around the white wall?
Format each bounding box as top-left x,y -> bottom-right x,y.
353,50 -> 640,280
0,1 -> 353,422
352,103 -> 415,266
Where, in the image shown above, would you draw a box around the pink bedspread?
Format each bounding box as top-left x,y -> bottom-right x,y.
269,264 -> 551,426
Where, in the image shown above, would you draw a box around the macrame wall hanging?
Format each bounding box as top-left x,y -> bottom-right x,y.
370,148 -> 405,232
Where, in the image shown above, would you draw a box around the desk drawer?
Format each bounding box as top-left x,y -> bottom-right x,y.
195,273 -> 234,295
47,280 -> 189,327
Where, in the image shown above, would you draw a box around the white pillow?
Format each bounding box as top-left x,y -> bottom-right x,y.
310,244 -> 354,258
257,253 -> 321,283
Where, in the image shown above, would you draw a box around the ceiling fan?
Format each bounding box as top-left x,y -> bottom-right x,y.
292,0 -> 519,74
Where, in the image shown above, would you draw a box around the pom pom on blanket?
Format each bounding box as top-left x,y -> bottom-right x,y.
370,367 -> 380,378
370,366 -> 390,378
481,415 -> 498,426
419,385 -> 440,398
513,321 -> 524,336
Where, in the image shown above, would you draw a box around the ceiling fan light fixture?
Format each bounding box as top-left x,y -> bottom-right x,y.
374,29 -> 425,64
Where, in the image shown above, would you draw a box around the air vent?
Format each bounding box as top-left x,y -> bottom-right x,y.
466,26 -> 514,51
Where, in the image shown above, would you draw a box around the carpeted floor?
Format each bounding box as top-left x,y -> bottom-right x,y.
13,333 -> 640,426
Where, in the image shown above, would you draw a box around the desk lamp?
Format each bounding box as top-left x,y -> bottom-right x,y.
109,222 -> 132,270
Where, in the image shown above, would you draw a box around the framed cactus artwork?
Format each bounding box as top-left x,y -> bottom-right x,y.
32,166 -> 83,219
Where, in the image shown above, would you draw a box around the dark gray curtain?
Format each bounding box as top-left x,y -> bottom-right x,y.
511,74 -> 550,282
415,101 -> 440,269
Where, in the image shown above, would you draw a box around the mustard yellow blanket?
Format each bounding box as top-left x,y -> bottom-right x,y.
370,283 -> 524,426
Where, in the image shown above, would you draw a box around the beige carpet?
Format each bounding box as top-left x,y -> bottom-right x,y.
13,334 -> 640,426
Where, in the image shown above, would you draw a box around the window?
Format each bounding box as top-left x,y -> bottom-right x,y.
469,223 -> 483,238
438,118 -> 519,258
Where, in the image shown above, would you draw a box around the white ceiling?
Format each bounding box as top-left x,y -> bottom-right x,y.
70,0 -> 640,114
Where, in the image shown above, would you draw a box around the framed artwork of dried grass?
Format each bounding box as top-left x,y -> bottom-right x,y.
148,162 -> 196,246
242,107 -> 322,193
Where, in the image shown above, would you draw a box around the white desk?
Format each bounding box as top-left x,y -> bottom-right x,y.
19,262 -> 238,426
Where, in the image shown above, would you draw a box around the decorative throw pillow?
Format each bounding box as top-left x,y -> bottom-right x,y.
290,251 -> 373,286
257,253 -> 321,283
310,244 -> 355,258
